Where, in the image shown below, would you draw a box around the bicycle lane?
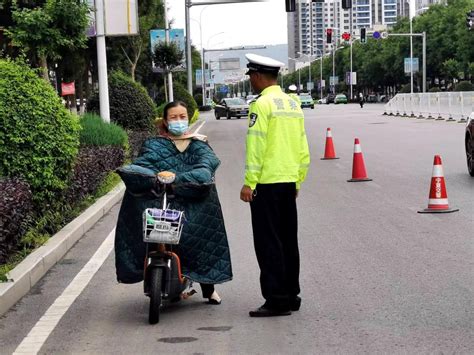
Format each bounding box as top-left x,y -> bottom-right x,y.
0,205 -> 121,354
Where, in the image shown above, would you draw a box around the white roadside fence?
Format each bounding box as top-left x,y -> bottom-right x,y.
384,92 -> 474,122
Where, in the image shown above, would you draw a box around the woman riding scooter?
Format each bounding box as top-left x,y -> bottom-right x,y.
115,101 -> 232,305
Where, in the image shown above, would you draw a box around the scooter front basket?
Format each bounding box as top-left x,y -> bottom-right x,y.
143,208 -> 185,244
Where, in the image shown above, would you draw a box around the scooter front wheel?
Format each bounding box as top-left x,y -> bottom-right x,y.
149,267 -> 163,324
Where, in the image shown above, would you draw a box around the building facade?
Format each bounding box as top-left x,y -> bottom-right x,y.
287,0 -> 446,72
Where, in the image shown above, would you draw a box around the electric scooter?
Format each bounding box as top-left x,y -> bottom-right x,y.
142,171 -> 190,324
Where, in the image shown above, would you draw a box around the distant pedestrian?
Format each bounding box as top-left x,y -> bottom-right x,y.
240,53 -> 310,317
359,92 -> 364,108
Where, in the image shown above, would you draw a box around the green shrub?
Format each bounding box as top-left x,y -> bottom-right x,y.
399,84 -> 420,93
0,178 -> 33,264
155,81 -> 198,119
194,93 -> 203,106
65,146 -> 125,204
429,87 -> 441,92
454,81 -> 473,92
0,59 -> 80,204
80,113 -> 128,149
88,71 -> 156,130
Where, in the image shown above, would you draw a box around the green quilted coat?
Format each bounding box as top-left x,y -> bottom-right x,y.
114,136 -> 233,284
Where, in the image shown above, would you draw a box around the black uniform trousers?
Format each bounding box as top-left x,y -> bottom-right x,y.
250,183 -> 300,310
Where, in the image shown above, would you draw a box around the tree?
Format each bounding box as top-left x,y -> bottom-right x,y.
152,41 -> 184,101
5,0 -> 89,81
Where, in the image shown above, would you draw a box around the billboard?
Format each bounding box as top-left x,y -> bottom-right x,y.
87,0 -> 139,36
219,58 -> 240,71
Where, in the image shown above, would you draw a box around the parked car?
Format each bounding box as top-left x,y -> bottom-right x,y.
325,94 -> 336,104
466,111 -> 474,176
334,94 -> 348,104
298,93 -> 314,109
214,98 -> 249,120
317,97 -> 327,104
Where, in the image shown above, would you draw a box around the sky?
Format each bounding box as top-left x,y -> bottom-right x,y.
167,0 -> 288,50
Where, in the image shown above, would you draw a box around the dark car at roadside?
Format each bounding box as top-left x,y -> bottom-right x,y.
325,94 -> 335,104
466,111 -> 474,176
214,98 -> 249,120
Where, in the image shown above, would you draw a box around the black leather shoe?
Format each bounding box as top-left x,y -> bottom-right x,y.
249,306 -> 291,317
290,296 -> 301,311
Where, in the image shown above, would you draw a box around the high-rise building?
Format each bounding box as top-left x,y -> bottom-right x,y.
287,0 -> 446,72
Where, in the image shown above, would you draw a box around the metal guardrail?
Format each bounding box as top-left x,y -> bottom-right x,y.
383,92 -> 474,123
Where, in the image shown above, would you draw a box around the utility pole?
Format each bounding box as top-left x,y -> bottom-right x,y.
95,0 -> 110,122
164,0 -> 173,101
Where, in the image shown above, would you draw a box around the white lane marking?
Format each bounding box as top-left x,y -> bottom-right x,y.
13,229 -> 115,355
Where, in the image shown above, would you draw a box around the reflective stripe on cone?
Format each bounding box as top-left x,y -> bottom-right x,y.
418,155 -> 459,214
347,138 -> 372,182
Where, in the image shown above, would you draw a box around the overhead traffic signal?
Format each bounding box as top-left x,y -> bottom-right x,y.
341,0 -> 352,9
326,29 -> 333,44
285,0 -> 295,12
360,28 -> 367,43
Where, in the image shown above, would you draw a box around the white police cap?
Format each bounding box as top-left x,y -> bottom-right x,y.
289,84 -> 297,91
245,53 -> 284,75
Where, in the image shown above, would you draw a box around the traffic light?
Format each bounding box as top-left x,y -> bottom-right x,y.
467,10 -> 474,30
360,28 -> 367,44
342,32 -> 351,41
285,0 -> 296,12
341,0 -> 352,9
326,29 -> 333,44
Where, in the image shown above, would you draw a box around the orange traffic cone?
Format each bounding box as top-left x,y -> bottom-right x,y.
418,155 -> 459,213
347,138 -> 372,182
321,128 -> 339,160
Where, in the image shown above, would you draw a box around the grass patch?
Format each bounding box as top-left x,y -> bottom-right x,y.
0,171 -> 122,282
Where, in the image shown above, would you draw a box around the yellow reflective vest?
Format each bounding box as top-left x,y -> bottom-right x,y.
245,85 -> 310,190
288,93 -> 301,106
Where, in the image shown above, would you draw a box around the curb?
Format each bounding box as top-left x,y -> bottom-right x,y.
0,182 -> 125,317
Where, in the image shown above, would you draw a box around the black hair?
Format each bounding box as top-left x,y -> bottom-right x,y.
163,100 -> 188,121
261,71 -> 279,80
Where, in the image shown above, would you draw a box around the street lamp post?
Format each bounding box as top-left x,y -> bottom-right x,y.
297,52 -> 311,92
185,0 -> 267,94
289,58 -> 301,91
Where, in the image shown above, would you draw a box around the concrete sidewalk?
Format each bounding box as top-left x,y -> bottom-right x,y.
0,183 -> 125,317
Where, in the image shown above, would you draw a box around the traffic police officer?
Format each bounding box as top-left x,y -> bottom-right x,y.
288,84 -> 301,106
240,53 -> 310,317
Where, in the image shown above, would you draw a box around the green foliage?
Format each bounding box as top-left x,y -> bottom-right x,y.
152,41 -> 184,72
428,87 -> 441,92
79,113 -> 129,149
88,71 -> 156,130
194,93 -> 203,106
155,81 -> 198,119
156,102 -> 167,118
454,81 -> 473,91
5,0 -> 90,77
190,109 -> 199,125
0,58 -> 80,204
399,84 -> 416,93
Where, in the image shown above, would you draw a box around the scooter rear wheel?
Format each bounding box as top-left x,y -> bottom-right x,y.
149,267 -> 163,324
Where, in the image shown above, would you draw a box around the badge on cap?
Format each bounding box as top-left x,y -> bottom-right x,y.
249,113 -> 258,127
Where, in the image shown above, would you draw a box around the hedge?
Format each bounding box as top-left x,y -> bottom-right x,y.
88,71 -> 156,130
0,178 -> 33,264
0,59 -> 80,204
